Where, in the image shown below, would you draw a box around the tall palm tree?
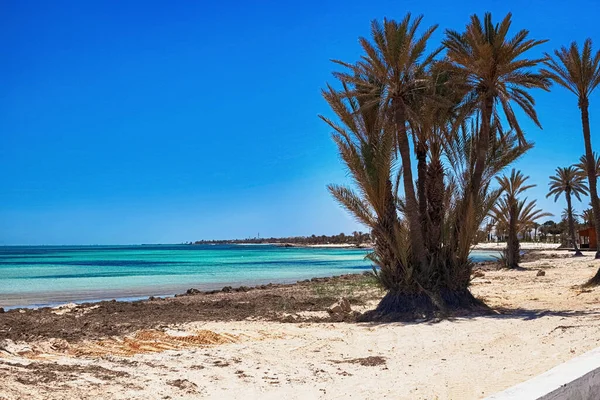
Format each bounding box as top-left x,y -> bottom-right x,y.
444,12 -> 550,253
547,167 -> 589,256
333,15 -> 441,270
492,169 -> 537,268
543,39 -> 600,265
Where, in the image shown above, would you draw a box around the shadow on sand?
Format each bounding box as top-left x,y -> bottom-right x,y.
358,307 -> 600,326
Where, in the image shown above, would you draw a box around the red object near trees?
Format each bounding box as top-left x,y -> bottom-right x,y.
579,227 -> 597,250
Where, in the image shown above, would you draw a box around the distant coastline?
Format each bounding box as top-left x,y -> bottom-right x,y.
187,232 -> 373,248
271,243 -> 373,249
0,244 -> 374,309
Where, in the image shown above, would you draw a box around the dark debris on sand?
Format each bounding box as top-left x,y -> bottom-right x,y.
0,274 -> 379,343
330,356 -> 387,367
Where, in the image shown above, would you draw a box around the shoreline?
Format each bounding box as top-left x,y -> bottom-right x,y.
0,272 -> 371,311
186,242 -> 374,248
0,273 -> 379,342
2,249 -> 499,310
0,244 -> 375,310
271,243 -> 374,249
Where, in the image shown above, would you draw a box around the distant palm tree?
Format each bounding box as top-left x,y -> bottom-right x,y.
547,167 -> 589,256
492,169 -> 541,268
575,153 -> 600,180
582,208 -> 595,226
543,40 -> 600,266
561,208 -> 581,225
532,222 -> 541,242
492,197 -> 551,266
443,12 -> 550,251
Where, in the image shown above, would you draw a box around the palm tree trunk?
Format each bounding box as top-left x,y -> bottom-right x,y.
580,100 -> 600,260
580,99 -> 600,286
426,153 -> 444,256
566,189 -> 583,256
470,96 -> 495,201
416,141 -> 428,244
374,179 -> 413,291
394,99 -> 428,271
507,201 -> 520,268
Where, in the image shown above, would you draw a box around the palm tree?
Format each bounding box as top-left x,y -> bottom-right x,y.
492,197 -> 551,267
582,208 -> 594,226
543,39 -> 600,264
532,222 -> 541,242
561,208 -> 581,225
492,170 -> 536,268
323,13 -> 541,320
519,201 -> 552,238
443,12 -> 550,254
333,15 -> 442,269
321,78 -> 416,294
575,153 -> 600,179
547,167 -> 589,256
484,218 -> 496,242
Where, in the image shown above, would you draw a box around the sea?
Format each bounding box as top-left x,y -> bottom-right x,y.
0,244 -> 500,309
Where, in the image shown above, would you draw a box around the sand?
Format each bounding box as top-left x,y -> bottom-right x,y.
2,249 -> 600,399
473,242 -> 561,250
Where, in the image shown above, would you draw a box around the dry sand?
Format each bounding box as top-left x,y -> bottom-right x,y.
2,250 -> 600,399
473,242 -> 561,250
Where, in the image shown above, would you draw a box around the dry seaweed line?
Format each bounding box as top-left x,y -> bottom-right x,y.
70,329 -> 239,357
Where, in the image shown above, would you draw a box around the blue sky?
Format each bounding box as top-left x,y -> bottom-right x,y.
2,0 -> 600,245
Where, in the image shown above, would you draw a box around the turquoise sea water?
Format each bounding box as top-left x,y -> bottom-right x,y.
0,245 -> 500,309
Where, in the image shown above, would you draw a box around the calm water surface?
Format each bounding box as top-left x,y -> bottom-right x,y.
0,245 -> 499,308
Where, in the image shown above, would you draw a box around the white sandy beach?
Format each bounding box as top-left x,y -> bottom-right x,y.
2,249 -> 600,399
473,242 -> 562,251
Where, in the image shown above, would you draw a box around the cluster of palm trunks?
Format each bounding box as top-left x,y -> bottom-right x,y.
322,12 -> 600,319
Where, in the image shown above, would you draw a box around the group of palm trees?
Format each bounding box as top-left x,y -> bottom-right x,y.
322,12 -> 600,319
547,165 -> 589,257
489,169 -> 551,269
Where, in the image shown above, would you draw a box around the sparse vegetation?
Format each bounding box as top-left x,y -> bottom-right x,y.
311,273 -> 383,299
189,232 -> 372,246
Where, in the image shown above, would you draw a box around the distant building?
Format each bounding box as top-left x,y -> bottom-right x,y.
579,227 -> 597,250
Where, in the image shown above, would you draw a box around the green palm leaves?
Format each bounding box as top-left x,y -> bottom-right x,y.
547,167 -> 588,256
444,12 -> 550,142
321,12 -> 548,315
543,39 -> 600,107
492,170 -> 551,267
544,38 -> 600,265
547,167 -> 588,203
575,153 -> 600,179
492,169 -> 552,231
497,169 -> 536,201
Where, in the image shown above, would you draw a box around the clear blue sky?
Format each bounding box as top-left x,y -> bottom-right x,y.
2,0 -> 600,245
